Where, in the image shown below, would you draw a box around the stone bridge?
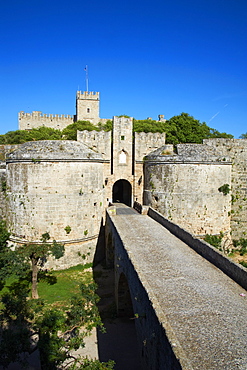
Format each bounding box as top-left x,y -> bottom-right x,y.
105,203 -> 247,370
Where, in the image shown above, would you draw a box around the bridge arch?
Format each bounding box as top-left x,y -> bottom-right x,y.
112,179 -> 132,206
117,272 -> 134,318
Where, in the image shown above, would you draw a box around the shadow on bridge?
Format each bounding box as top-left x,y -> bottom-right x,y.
93,221 -> 142,370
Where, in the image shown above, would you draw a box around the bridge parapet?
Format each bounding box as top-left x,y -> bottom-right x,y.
105,204 -> 187,369
105,203 -> 247,370
147,207 -> 247,291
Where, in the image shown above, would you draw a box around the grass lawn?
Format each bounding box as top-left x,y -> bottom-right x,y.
38,263 -> 94,305
1,263 -> 94,309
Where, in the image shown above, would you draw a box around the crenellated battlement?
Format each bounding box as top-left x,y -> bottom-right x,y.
77,130 -> 111,159
135,131 -> 166,161
76,91 -> 100,100
18,111 -> 74,131
19,111 -> 74,120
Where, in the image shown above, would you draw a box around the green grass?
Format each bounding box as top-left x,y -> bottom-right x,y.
1,263 -> 94,308
38,263 -> 93,305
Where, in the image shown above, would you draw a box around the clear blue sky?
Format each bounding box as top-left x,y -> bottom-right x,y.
1,0 -> 246,137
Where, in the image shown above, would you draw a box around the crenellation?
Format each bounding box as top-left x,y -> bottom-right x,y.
19,110 -> 74,130
76,91 -> 100,100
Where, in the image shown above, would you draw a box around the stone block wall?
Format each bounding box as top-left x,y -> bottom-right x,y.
76,91 -> 100,124
19,111 -> 74,131
6,140 -> 105,269
204,139 -> 247,239
0,166 -> 7,220
77,130 -> 111,159
147,207 -> 247,291
134,132 -> 166,161
143,144 -> 232,237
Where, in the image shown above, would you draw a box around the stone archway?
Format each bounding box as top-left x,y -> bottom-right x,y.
112,179 -> 132,206
117,273 -> 134,318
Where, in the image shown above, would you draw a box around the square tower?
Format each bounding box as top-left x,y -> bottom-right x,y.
112,116 -> 133,177
76,91 -> 100,124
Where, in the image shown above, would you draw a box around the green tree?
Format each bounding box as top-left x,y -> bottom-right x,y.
62,121 -> 99,140
0,127 -> 62,144
0,225 -> 114,369
17,233 -> 65,299
164,113 -> 233,144
0,277 -> 114,369
0,220 -> 29,289
240,133 -> 247,139
97,119 -> 113,132
133,118 -> 167,133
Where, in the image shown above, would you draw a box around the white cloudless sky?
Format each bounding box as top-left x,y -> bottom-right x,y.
0,0 -> 246,137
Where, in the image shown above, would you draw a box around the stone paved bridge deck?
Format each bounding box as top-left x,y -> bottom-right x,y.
107,204 -> 247,369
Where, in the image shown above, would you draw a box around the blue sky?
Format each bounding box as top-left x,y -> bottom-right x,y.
0,0 -> 246,137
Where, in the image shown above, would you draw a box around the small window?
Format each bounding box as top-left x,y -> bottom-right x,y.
119,150 -> 127,164
121,135 -> 125,140
87,108 -> 90,113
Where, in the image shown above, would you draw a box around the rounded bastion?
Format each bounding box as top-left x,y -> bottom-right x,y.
6,140 -> 105,269
144,144 -> 232,237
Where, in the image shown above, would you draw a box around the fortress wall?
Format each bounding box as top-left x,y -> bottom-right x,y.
144,161 -> 231,236
19,111 -> 74,131
6,160 -> 104,269
77,130 -> 111,159
204,139 -> 247,239
0,166 -> 7,220
134,132 -> 166,161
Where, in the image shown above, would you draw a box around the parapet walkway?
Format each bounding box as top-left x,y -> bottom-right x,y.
112,204 -> 247,369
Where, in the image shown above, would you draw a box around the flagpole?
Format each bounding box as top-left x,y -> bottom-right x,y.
85,65 -> 89,92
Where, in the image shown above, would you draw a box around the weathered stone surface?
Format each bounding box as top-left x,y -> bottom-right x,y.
6,140 -> 102,161
6,141 -> 104,269
106,204 -> 247,370
204,138 -> 247,239
144,144 -> 232,237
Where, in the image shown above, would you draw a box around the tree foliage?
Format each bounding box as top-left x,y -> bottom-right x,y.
240,133 -> 247,139
17,233 -> 65,299
0,127 -> 63,144
62,121 -> 100,140
0,221 -> 29,290
0,225 -> 114,369
0,113 -> 233,145
134,113 -> 233,144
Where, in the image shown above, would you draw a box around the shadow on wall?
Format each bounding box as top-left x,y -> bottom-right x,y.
94,263 -> 141,370
93,218 -> 106,266
93,228 -> 141,370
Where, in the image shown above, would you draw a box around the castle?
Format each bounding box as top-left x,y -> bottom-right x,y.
1,91 -> 246,268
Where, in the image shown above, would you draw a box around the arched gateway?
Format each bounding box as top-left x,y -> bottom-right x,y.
112,179 -> 132,206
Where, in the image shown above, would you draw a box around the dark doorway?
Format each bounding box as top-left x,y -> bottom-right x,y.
112,179 -> 132,206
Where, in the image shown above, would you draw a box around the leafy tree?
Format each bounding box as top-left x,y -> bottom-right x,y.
0,113 -> 233,145
0,221 -> 29,290
62,121 -> 99,140
97,120 -> 113,132
133,113 -> 232,144
17,233 -> 65,299
0,127 -> 62,144
133,118 -> 167,133
240,133 -> 247,139
0,225 -> 114,369
0,276 -> 114,369
164,113 -> 233,144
